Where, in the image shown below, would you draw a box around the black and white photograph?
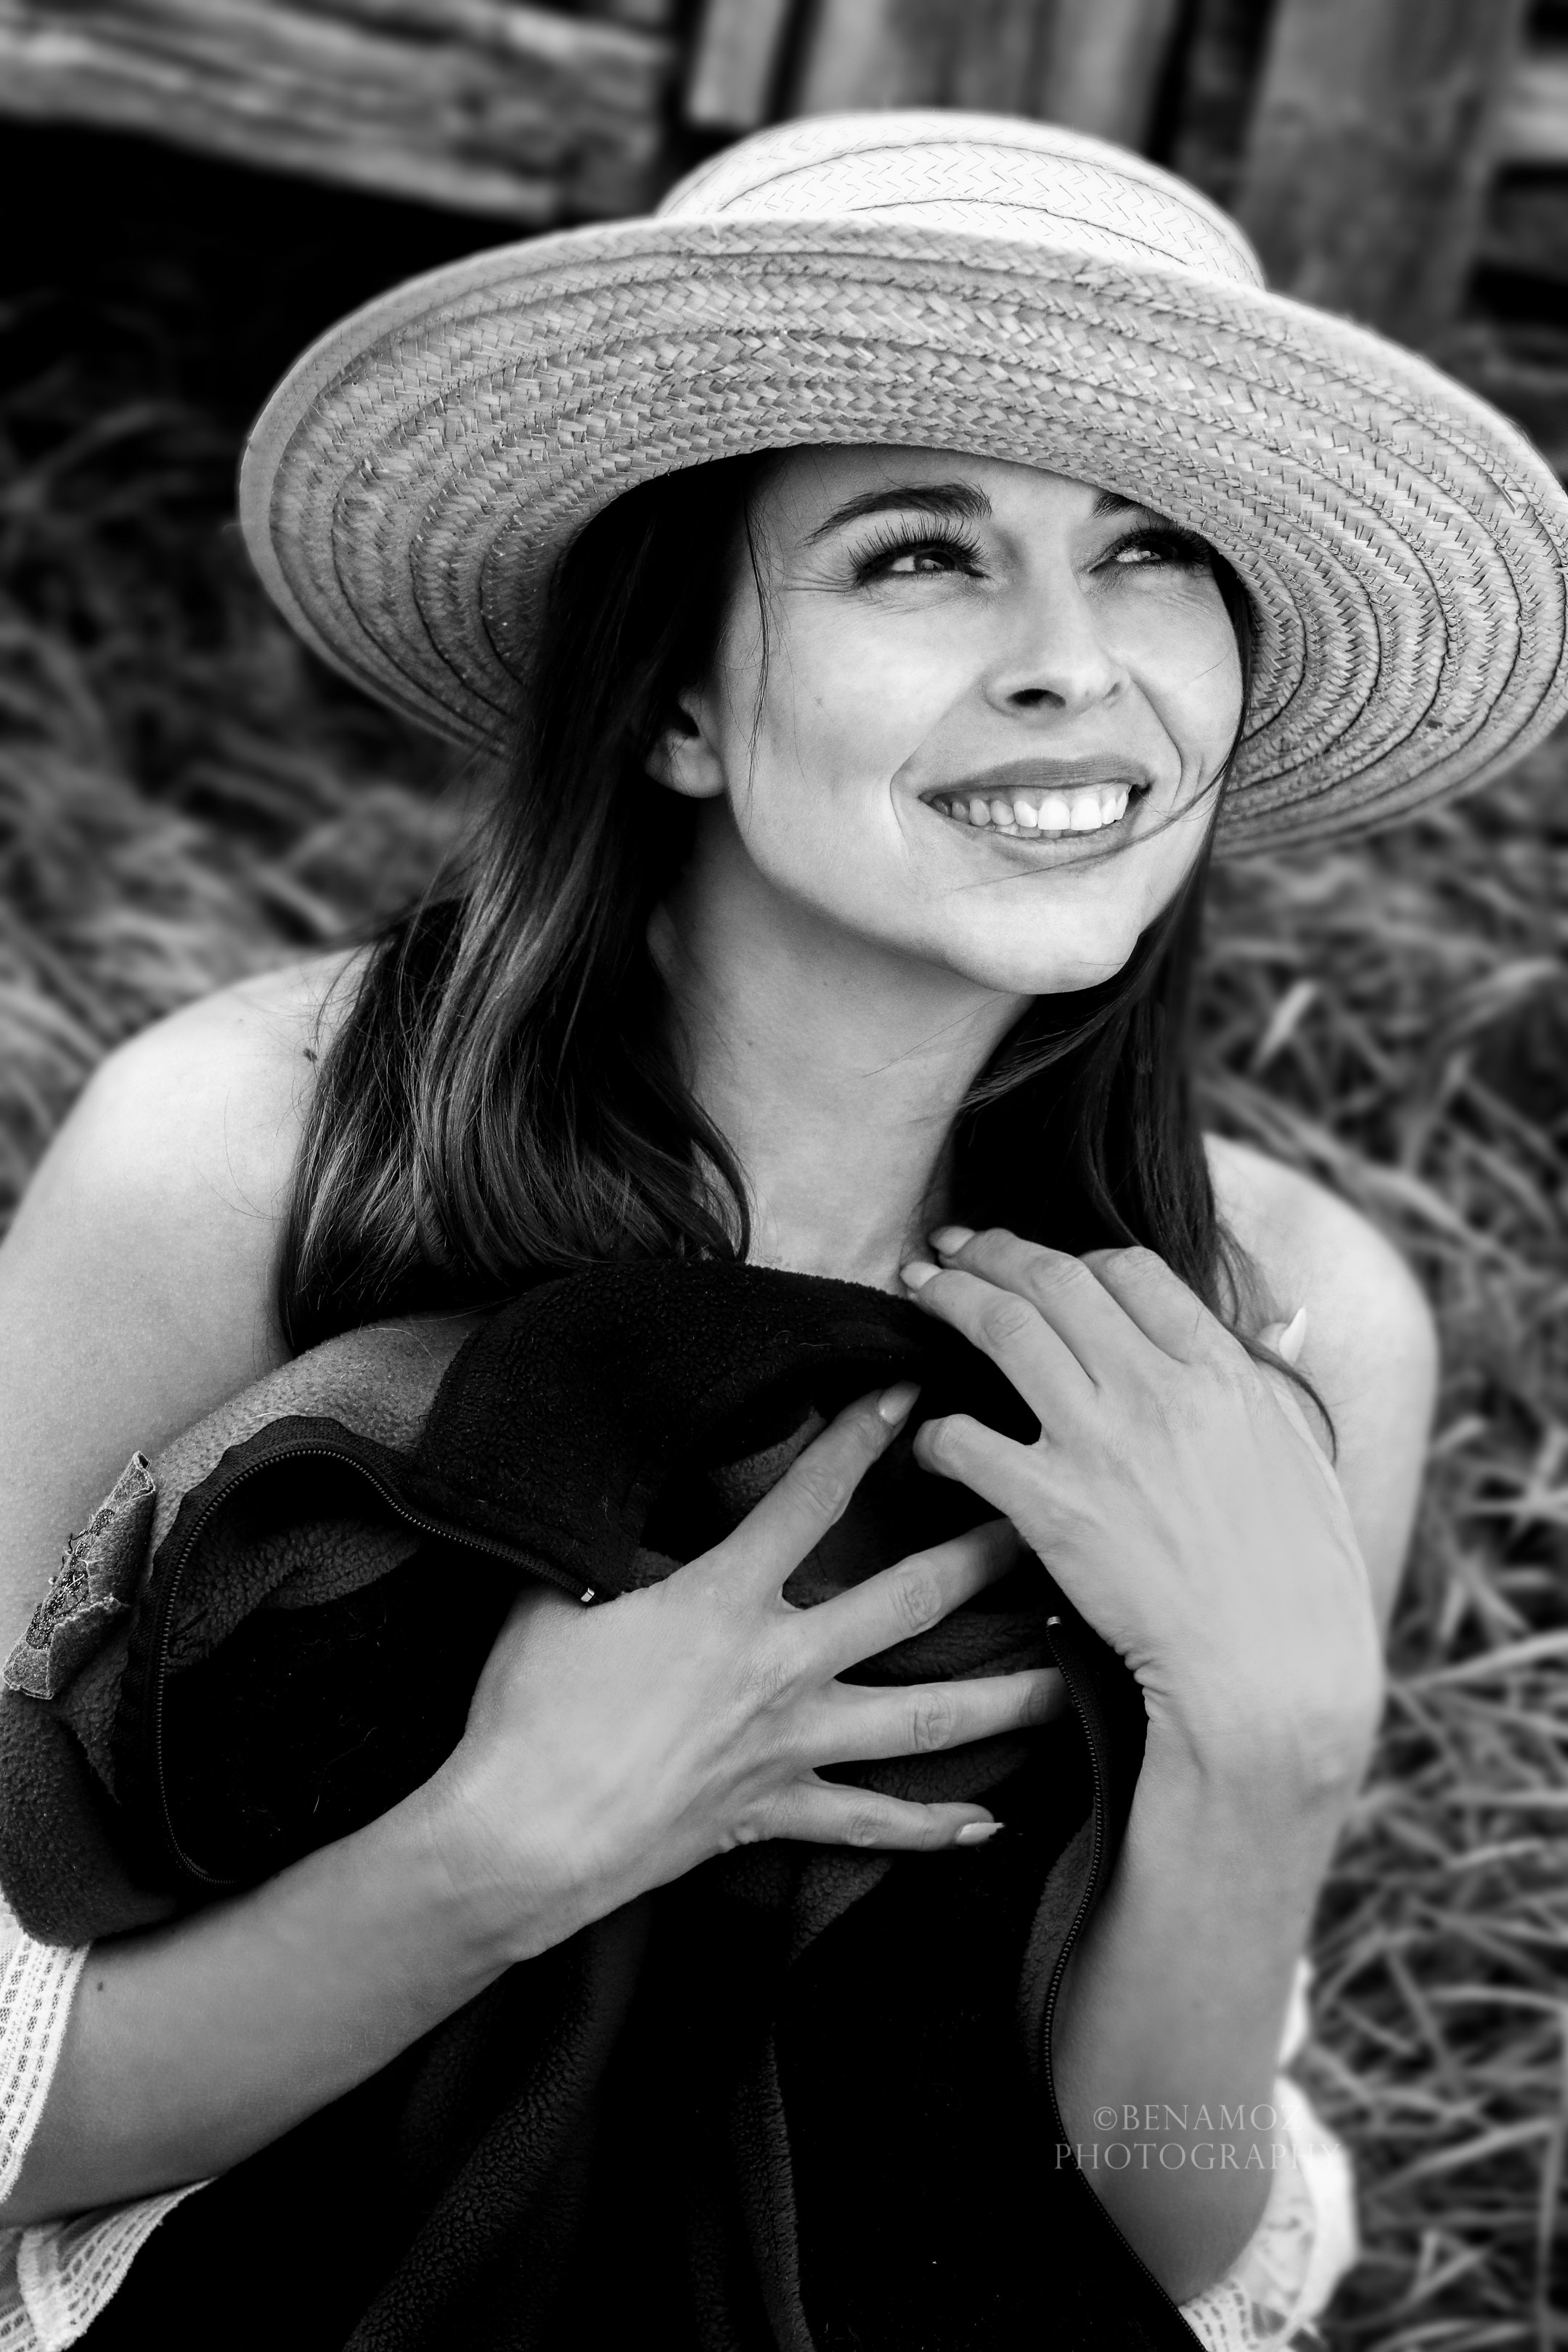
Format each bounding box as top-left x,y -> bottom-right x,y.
0,2 -> 1563,2346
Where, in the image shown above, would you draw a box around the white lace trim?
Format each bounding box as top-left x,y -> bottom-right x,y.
0,1905 -> 200,2348
1177,1960 -> 1357,2348
0,1919 -> 1356,2348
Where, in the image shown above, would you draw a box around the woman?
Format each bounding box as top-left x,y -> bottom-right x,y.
0,112 -> 1561,2351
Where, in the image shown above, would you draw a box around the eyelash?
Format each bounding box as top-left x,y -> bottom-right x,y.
851,519 -> 1214,584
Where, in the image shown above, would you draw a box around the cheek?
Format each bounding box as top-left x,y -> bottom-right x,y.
1115,597 -> 1243,772
732,609 -> 961,828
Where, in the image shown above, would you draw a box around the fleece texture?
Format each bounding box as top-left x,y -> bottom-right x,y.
0,1262 -> 1195,2350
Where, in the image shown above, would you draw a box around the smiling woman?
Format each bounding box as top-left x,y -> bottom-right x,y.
0,106 -> 1561,2352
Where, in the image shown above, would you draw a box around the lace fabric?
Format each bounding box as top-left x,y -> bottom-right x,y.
0,1905 -> 1354,2351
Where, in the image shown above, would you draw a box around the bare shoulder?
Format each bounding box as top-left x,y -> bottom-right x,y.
0,950 -> 364,1645
1206,1133 -> 1439,1629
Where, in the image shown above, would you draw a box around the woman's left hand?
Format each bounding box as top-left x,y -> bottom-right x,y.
902,1228 -> 1385,1794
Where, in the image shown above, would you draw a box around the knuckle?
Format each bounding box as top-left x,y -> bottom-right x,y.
979,1295 -> 1037,1350
790,1456 -> 849,1521
1026,1253 -> 1094,1302
891,1564 -> 942,1638
908,1686 -> 957,1753
843,1807 -> 888,1849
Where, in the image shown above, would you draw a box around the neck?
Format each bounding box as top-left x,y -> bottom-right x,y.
658,814 -> 1025,1295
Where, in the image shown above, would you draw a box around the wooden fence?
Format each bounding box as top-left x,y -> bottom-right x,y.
0,0 -> 1564,348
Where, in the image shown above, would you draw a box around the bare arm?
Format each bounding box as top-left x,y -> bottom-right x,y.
905,1186 -> 1437,2303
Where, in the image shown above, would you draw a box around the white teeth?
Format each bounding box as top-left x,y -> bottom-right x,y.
932,783 -> 1137,833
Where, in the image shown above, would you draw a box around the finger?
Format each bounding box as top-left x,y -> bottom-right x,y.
770,1777 -> 1005,1853
911,1410 -> 1058,1532
798,1518 -> 1026,1675
917,1229 -> 1148,1387
1077,1244 -> 1232,1366
899,1258 -> 1094,1417
814,1666 -> 1064,1765
710,1382 -> 920,1596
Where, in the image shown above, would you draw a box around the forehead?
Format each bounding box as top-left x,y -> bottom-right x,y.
751,444 -> 1138,534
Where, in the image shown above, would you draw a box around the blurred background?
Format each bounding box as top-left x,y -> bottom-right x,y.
0,2 -> 1564,2343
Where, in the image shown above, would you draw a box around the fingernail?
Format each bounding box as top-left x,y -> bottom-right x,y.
929,1225 -> 976,1254
876,1380 -> 920,1426
955,1821 -> 1004,1845
900,1260 -> 939,1291
1278,1306 -> 1308,1365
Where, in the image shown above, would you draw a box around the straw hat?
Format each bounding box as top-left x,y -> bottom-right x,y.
240,111 -> 1568,854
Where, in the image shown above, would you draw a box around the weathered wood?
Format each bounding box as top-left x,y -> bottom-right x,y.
1479,175 -> 1568,287
685,0 -> 795,131
0,0 -> 672,218
948,0 -> 1054,118
1169,0 -> 1275,208
792,0 -> 944,114
1496,51 -> 1568,167
1236,0 -> 1531,344
791,0 -> 1053,121
1032,0 -> 1184,151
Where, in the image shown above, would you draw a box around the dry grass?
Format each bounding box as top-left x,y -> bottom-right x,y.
1,346 -> 1564,2350
1203,780 -> 1568,2348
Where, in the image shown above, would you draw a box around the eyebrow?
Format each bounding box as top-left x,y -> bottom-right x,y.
804,481 -> 992,542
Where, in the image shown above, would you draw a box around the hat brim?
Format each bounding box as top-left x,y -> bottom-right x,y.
239,216 -> 1568,854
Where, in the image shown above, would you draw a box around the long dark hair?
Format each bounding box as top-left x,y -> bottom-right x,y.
277,454 -> 1262,1357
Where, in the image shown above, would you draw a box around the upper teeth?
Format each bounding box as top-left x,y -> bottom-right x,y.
930,784 -> 1133,836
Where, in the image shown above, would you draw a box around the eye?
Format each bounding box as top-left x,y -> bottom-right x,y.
853,523 -> 985,584
1102,525 -> 1214,573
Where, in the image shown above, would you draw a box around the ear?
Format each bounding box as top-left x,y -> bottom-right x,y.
645,691 -> 728,801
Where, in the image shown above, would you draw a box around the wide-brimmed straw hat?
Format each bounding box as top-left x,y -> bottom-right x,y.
240,110 -> 1568,854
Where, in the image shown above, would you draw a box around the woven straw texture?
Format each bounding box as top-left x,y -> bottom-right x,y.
240,111 -> 1568,854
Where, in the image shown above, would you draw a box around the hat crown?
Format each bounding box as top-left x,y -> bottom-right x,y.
658,110 -> 1265,289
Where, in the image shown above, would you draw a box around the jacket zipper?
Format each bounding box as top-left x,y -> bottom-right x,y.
1041,1615 -> 1196,2333
142,1435 -> 599,1889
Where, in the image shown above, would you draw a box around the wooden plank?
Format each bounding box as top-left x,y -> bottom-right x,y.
1169,0 -> 1275,208
1032,0 -> 1184,151
1495,52 -> 1568,167
1478,176 -> 1568,287
792,0 -> 944,114
0,27 -> 560,213
1235,0 -> 1531,346
0,0 -> 672,217
791,0 -> 1053,120
685,0 -> 796,130
948,0 -> 1055,117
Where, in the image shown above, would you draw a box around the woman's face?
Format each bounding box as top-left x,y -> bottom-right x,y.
653,445 -> 1244,997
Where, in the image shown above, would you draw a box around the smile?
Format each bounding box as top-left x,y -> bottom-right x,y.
922,781 -> 1147,838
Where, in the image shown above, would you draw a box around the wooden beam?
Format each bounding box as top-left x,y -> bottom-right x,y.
791,0 -> 946,115
1496,51 -> 1568,167
791,0 -> 1058,122
1169,0 -> 1275,208
1032,0 -> 1184,152
1235,0 -> 1530,346
0,0 -> 672,219
685,0 -> 795,130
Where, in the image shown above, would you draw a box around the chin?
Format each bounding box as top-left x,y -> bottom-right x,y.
942,935 -> 1142,997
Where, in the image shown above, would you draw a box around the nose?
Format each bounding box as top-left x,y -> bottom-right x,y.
984,563 -> 1130,718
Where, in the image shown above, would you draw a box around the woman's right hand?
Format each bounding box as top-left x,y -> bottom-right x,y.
416,1382 -> 1063,1961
